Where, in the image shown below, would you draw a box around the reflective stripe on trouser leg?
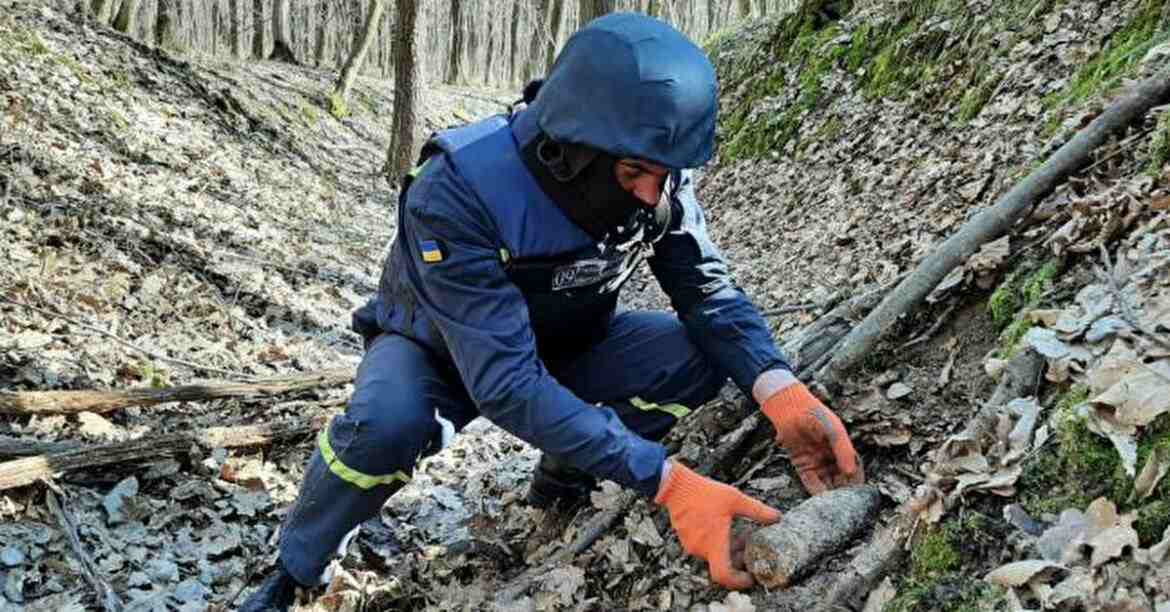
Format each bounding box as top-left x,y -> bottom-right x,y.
277,333 -> 477,586
278,427 -> 410,586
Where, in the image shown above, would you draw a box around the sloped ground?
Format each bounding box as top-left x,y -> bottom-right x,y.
1,1 -> 1169,611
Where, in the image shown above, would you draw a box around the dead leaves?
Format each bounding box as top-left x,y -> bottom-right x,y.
987,498 -> 1167,610
920,397 -> 1044,517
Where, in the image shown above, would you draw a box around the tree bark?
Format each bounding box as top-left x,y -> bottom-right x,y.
526,0 -> 550,79
155,0 -> 176,48
251,0 -> 266,58
820,64 -> 1170,388
0,414 -> 332,492
269,0 -> 297,62
112,0 -> 141,34
333,0 -> 387,101
446,0 -> 464,84
0,369 -> 352,416
0,436 -> 83,458
483,3 -> 497,85
92,0 -> 115,24
314,0 -> 329,66
229,0 -> 244,58
508,0 -> 521,84
577,0 -> 613,25
385,0 -> 422,183
745,486 -> 882,588
544,0 -> 564,72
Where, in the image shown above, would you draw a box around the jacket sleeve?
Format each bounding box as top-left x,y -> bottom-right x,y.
649,170 -> 792,396
399,159 -> 666,497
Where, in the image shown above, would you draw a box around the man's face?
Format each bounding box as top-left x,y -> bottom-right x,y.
615,159 -> 670,208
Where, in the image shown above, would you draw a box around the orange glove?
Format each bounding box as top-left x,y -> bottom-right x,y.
761,383 -> 864,495
655,461 -> 781,589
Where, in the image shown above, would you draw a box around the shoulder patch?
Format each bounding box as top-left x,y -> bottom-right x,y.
419,239 -> 444,263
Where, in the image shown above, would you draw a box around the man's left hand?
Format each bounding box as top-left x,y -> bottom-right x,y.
760,383 -> 864,495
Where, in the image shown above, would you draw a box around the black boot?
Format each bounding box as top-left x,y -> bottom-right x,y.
525,454 -> 597,511
238,561 -> 301,612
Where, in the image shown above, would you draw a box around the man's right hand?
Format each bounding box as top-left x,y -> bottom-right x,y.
655,461 -> 781,589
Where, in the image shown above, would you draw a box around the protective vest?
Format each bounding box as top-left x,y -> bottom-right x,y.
370,114 -> 653,361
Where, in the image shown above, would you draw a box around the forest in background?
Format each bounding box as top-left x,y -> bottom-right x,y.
78,0 -> 799,90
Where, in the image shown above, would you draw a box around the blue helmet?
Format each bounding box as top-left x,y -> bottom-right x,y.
530,12 -> 718,169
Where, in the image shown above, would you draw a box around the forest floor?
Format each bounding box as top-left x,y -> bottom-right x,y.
1,1 -> 1169,612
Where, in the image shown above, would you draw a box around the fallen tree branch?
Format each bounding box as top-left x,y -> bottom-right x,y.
0,413 -> 333,492
817,348 -> 1045,609
0,296 -> 259,381
0,436 -> 83,458
747,486 -> 882,588
0,369 -> 352,415
817,512 -> 916,612
820,65 -> 1170,386
46,488 -> 124,612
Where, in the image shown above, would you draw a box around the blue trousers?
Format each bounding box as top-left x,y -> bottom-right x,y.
279,311 -> 726,585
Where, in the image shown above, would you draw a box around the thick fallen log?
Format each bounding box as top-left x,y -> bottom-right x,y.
745,485 -> 882,589
46,488 -> 124,612
0,413 -> 331,492
821,65 -> 1170,386
0,369 -> 352,415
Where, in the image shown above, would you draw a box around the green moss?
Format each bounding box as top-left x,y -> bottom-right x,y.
6,28 -> 51,56
886,521 -> 1007,612
1020,401 -> 1170,545
912,526 -> 961,578
988,280 -> 1022,328
957,72 -> 1003,122
1046,0 -> 1169,110
1148,110 -> 1170,177
988,260 -> 1062,358
300,101 -> 321,126
327,92 -> 349,119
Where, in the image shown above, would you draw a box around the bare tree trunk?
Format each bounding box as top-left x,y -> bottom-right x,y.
155,0 -> 176,48
737,0 -> 752,18
251,0 -> 266,58
92,0 -> 115,24
545,0 -> 564,72
314,0 -> 329,66
112,0 -> 141,33
446,0 -> 464,84
525,0 -> 549,79
483,3 -> 496,85
270,0 -> 297,62
577,0 -> 613,25
229,0 -> 244,58
508,0 -> 521,85
333,0 -> 387,102
385,0 -> 421,183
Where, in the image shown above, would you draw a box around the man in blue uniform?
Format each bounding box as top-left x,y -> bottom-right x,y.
242,12 -> 863,611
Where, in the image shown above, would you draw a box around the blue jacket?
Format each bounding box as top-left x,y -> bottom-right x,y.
353,109 -> 789,497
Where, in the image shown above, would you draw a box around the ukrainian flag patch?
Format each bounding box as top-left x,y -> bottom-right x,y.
419,239 -> 444,263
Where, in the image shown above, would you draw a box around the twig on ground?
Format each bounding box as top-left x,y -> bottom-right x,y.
46,487 -> 124,612
1096,245 -> 1170,352
761,303 -> 819,317
898,302 -> 957,350
0,296 -> 259,381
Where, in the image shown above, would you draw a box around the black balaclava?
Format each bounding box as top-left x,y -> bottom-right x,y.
521,133 -> 670,246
